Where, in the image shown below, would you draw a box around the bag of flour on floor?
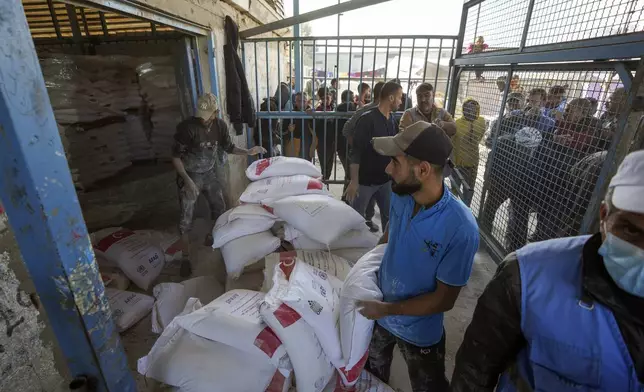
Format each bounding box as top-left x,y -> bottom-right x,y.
106,288 -> 154,332
338,245 -> 386,386
135,230 -> 183,263
247,156 -> 322,181
263,251 -> 352,292
138,320 -> 292,392
260,260 -> 335,392
240,175 -> 328,203
151,276 -> 223,333
221,231 -> 281,279
277,256 -> 344,368
92,227 -> 164,290
263,194 -> 364,246
177,290 -> 291,373
212,209 -> 277,249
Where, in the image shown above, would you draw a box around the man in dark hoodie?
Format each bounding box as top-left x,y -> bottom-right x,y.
254,82 -> 290,156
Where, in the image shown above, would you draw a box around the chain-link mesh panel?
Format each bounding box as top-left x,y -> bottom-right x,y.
463,0 -> 530,53
462,0 -> 644,55
454,67 -> 625,254
526,0 -> 644,46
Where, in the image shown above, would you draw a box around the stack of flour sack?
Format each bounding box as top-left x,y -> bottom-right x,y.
137,157 -> 395,391
213,156 -> 380,280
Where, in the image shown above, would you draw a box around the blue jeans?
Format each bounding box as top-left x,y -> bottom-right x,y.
352,182 -> 391,230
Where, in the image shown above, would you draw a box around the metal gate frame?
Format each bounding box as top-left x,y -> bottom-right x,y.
449,0 -> 644,262
241,34 -> 458,184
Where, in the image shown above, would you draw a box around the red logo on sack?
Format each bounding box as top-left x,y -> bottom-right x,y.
95,229 -> 135,252
261,204 -> 275,214
165,239 -> 182,255
279,251 -> 297,279
255,158 -> 271,175
265,370 -> 287,392
307,178 -> 324,190
333,376 -> 357,392
254,327 -> 282,358
273,303 -> 301,328
339,350 -> 369,385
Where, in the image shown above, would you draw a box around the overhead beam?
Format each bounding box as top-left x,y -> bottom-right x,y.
454,32 -> 644,66
239,0 -> 393,38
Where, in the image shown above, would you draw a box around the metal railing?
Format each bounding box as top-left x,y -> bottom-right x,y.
241,35 -> 458,184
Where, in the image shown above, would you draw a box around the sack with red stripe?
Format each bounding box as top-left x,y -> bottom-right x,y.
338,245 -> 386,386
262,251 -> 352,293
247,156 -> 322,181
138,315 -> 292,392
240,174 -> 327,203
260,253 -> 336,392
176,290 -> 292,375
91,227 -> 164,290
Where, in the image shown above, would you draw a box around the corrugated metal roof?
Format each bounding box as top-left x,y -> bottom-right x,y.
24,0 -> 176,40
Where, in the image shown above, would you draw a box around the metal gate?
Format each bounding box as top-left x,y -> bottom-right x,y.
240,35 -> 458,184
448,0 -> 644,262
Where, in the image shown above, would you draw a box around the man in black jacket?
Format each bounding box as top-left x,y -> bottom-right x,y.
451,150 -> 644,391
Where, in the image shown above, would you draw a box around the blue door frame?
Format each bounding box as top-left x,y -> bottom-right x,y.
0,2 -> 135,391
0,2 -> 211,390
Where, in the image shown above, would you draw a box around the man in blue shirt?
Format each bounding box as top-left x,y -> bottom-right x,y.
358,121 -> 480,392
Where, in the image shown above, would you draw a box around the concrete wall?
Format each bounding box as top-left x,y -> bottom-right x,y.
0,211 -> 67,392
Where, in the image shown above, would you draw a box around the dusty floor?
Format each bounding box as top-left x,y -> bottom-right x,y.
122,177 -> 497,392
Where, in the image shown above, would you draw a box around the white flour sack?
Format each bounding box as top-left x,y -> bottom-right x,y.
278,255 -> 343,367
106,288 -> 154,332
286,225 -> 378,251
177,290 -> 291,373
263,251 -> 353,292
221,231 -> 281,278
92,227 -> 164,290
260,260 -> 336,392
135,230 -> 183,263
321,370 -> 394,392
228,203 -> 279,221
247,156 -> 322,181
339,245 -> 386,386
212,208 -> 277,249
138,320 -> 292,392
263,194 -> 364,246
151,276 -> 223,333
240,175 -> 328,203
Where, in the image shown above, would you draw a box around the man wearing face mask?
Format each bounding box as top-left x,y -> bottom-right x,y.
451,149 -> 644,392
399,83 -> 456,136
172,93 -> 266,276
358,121 -> 479,392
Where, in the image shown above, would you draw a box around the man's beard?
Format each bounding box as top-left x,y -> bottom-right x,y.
391,179 -> 422,195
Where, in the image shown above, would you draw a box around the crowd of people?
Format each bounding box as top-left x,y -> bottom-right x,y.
252,77 -> 630,251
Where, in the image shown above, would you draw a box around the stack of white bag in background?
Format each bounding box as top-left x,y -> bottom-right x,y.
212,156 -> 377,282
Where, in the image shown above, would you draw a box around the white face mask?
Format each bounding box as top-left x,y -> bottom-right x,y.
599,225 -> 644,298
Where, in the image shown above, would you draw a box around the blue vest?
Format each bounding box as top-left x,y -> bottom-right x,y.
497,236 -> 643,392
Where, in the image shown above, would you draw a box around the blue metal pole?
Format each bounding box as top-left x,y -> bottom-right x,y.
0,2 -> 135,391
185,36 -> 198,112
208,32 -> 221,102
294,0 -> 302,93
